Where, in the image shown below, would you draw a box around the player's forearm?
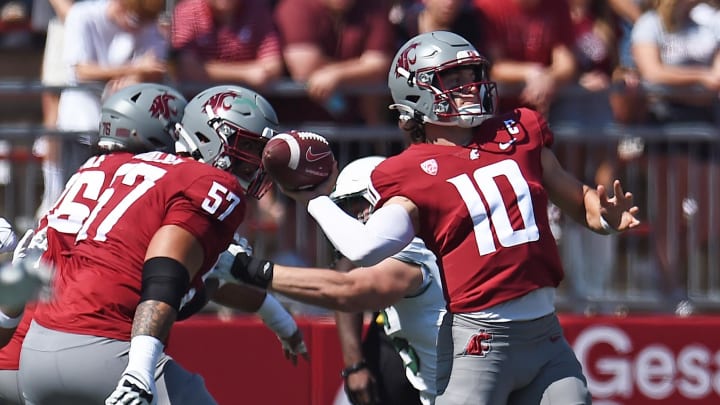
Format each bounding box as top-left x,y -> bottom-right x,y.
271,264 -> 395,312
270,266 -> 364,311
334,311 -> 366,366
541,147 -> 590,228
131,300 -> 176,342
211,282 -> 267,312
126,303 -> 167,395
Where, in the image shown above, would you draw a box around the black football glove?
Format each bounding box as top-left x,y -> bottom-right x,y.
230,252 -> 274,289
176,281 -> 209,321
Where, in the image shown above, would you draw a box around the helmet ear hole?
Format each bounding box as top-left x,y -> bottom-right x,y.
194,131 -> 211,144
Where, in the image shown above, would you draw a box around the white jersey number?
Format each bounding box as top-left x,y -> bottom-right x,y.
77,162 -> 167,242
45,156 -> 108,235
447,159 -> 539,256
201,181 -> 241,221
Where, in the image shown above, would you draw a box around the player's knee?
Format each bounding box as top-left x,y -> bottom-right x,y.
540,376 -> 591,405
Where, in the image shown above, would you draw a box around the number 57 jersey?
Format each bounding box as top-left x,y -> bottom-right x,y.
369,108 -> 564,314
33,151 -> 246,341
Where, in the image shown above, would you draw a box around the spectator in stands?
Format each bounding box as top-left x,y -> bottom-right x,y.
631,0 -> 720,310
632,0 -> 720,124
32,0 -> 75,221
273,0 -> 395,125
171,0 -> 283,90
391,0 -> 483,50
474,0 -> 577,116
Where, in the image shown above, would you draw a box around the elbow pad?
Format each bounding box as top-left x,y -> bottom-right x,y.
308,196 -> 414,267
141,257 -> 191,311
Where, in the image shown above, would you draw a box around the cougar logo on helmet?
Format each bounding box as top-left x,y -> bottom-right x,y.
149,93 -> 178,119
202,91 -> 238,114
395,42 -> 420,78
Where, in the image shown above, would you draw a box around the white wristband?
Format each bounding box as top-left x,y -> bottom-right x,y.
126,335 -> 164,386
0,309 -> 22,329
599,216 -> 619,234
257,293 -> 296,339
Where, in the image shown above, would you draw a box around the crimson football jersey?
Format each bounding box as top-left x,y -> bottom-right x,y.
33,151 -> 246,341
369,108 -> 564,313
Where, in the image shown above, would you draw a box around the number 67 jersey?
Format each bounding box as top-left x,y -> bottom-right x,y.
368,108 -> 564,314
33,151 -> 246,341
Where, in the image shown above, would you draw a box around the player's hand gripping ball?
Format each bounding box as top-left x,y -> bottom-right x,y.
262,131 -> 335,190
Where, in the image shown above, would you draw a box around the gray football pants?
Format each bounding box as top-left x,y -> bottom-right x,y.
18,320 -> 217,405
435,312 -> 592,405
0,369 -> 22,404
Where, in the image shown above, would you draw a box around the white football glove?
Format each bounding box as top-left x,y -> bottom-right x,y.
1,227 -> 52,307
105,371 -> 156,405
204,237 -> 253,287
12,227 -> 49,273
0,217 -> 17,254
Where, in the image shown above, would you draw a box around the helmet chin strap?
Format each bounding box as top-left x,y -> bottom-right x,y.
456,104 -> 490,128
422,104 -> 489,128
391,102 -> 490,128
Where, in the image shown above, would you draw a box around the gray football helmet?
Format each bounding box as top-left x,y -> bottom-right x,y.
388,31 -> 497,128
98,83 -> 187,153
174,85 -> 280,198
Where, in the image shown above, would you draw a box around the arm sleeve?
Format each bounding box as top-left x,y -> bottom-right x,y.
307,196 -> 414,267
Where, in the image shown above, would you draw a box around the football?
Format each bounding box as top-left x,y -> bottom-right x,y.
262,131 -> 335,190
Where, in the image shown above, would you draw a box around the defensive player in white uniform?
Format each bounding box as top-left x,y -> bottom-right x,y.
226,156 -> 447,405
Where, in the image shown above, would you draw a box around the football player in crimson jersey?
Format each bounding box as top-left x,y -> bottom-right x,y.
14,84 -> 291,405
0,83 -> 189,405
270,31 -> 640,405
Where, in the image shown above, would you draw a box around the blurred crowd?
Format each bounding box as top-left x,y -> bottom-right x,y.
1,0 -> 720,315
2,0 -> 717,125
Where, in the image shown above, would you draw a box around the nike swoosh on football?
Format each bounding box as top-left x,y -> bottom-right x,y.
306,147 -> 332,162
